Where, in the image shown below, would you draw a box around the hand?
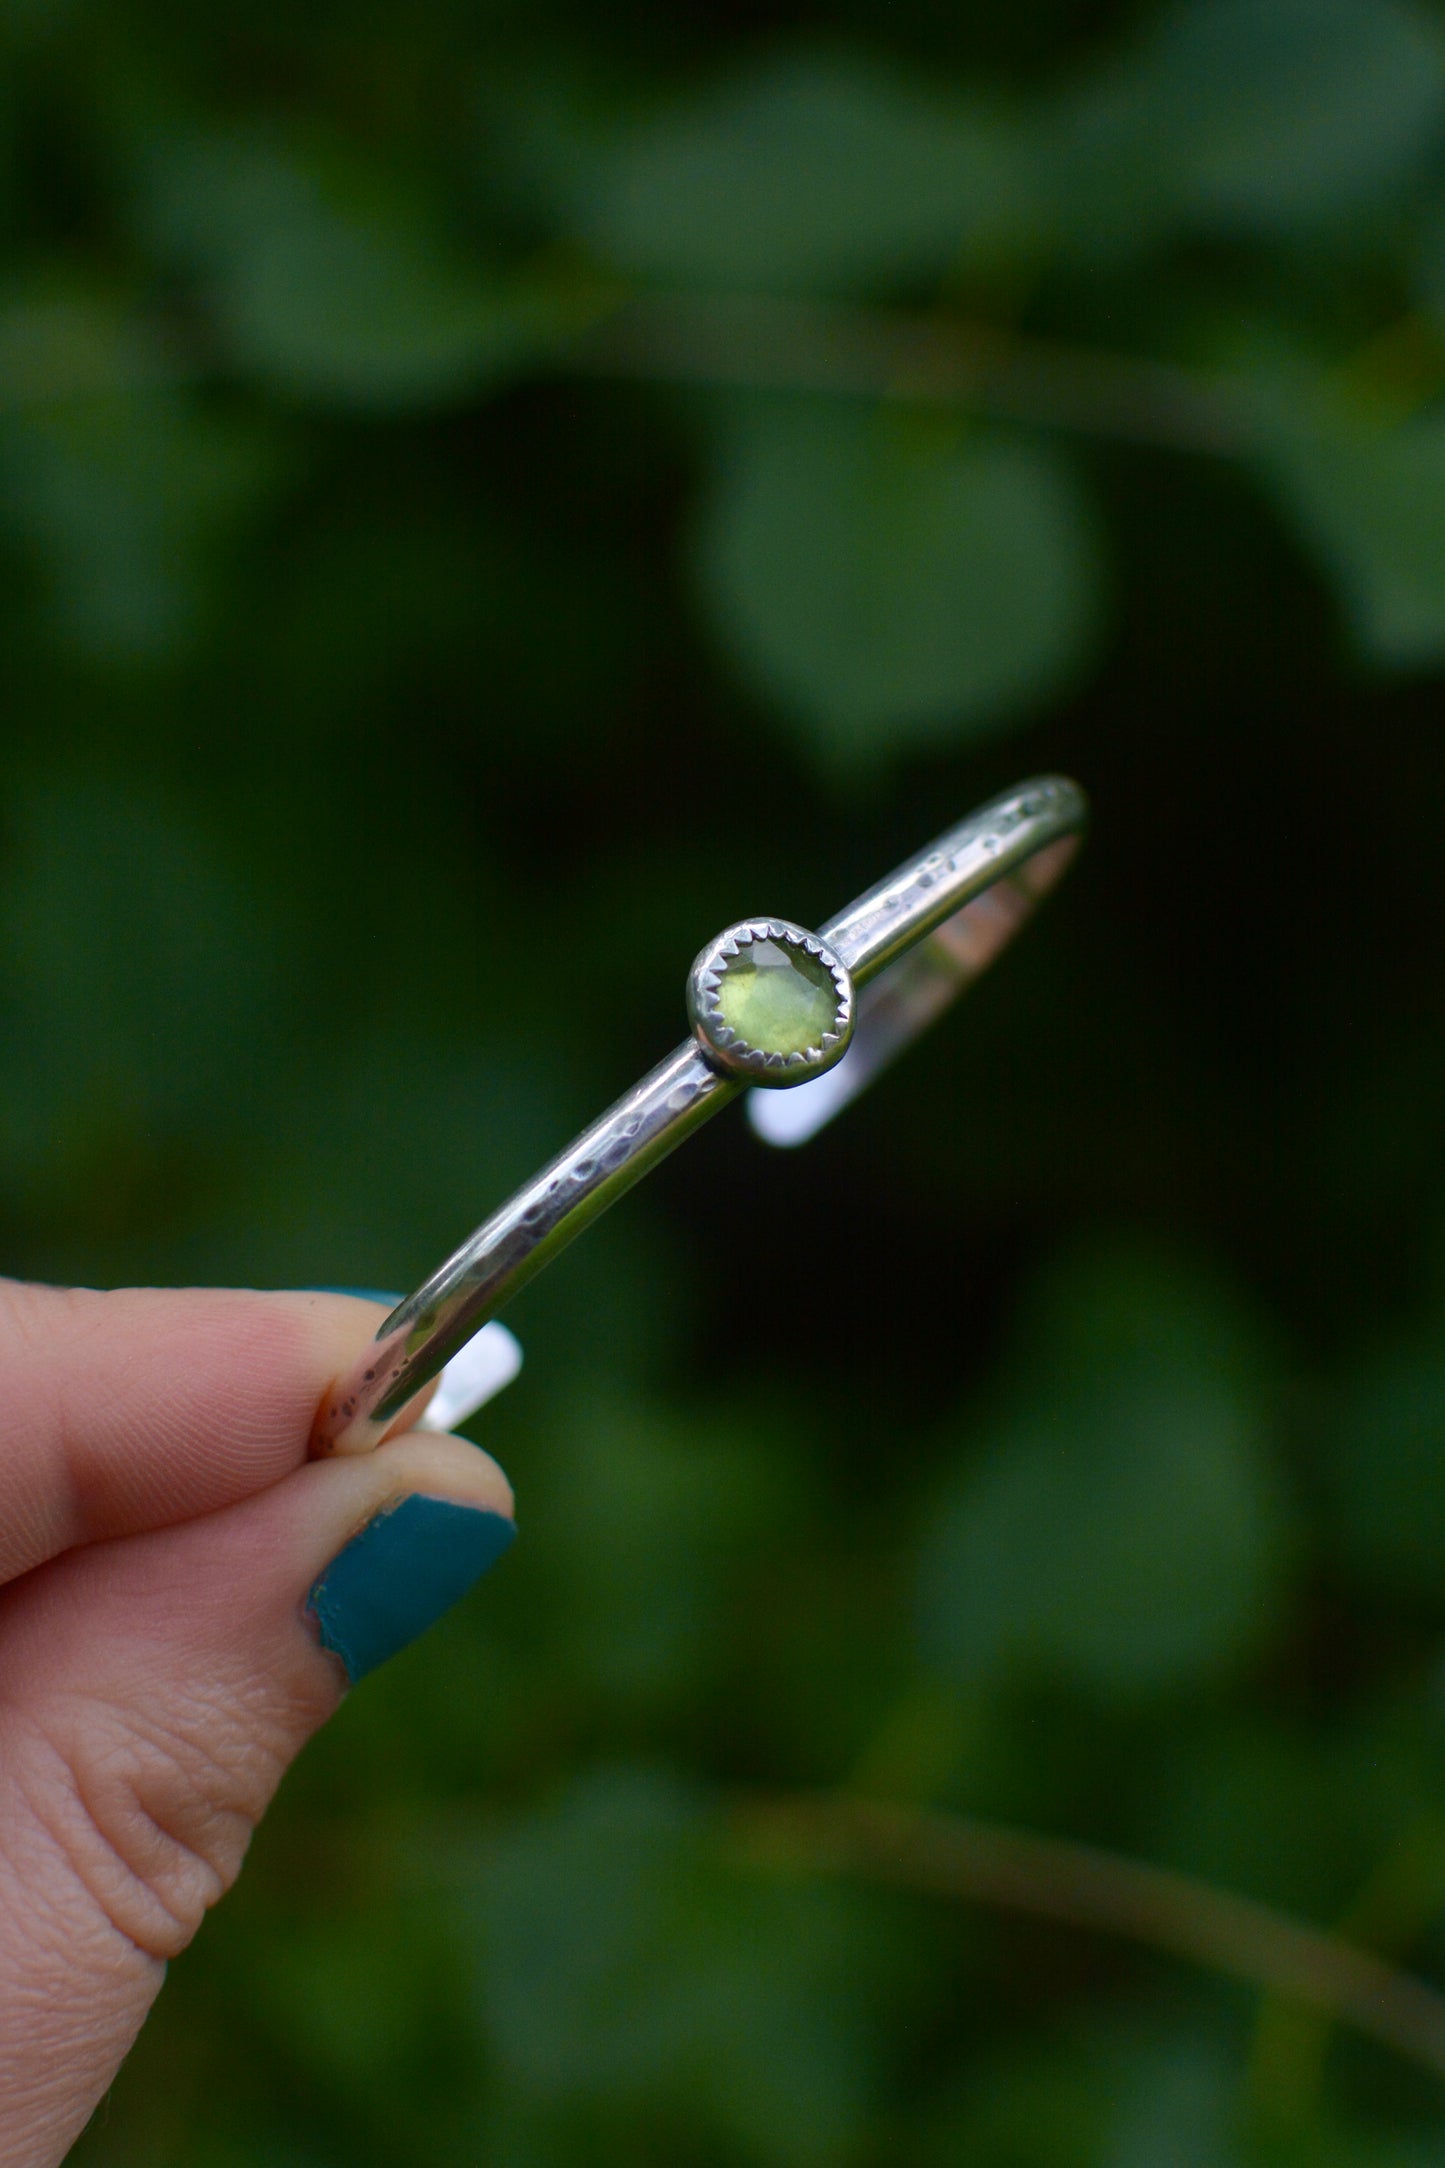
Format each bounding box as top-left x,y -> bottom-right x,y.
0,1283 -> 515,2167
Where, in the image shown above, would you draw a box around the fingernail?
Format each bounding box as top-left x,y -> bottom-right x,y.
307,1497 -> 516,1683
303,1286 -> 406,1307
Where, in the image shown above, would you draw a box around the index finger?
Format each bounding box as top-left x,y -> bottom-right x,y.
0,1283 -> 388,1585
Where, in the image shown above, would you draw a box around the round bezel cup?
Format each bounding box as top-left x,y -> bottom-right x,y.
687,917 -> 855,1086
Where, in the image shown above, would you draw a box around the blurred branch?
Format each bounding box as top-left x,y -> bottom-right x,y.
1249,1814 -> 1445,2127
566,291 -> 1253,456
729,1791 -> 1445,2083
0,279 -> 1258,457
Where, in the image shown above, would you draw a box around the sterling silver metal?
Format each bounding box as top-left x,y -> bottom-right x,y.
313,775 -> 1087,1456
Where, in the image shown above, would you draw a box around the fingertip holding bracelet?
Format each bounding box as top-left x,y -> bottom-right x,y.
313,776 -> 1087,1456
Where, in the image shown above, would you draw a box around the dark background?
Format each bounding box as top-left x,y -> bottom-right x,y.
4,0 -> 1445,2159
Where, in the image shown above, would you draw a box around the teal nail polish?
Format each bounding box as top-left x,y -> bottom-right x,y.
303,1286 -> 406,1306
308,1497 -> 515,1683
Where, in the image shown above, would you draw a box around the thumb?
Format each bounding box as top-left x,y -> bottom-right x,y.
0,1429 -> 514,2168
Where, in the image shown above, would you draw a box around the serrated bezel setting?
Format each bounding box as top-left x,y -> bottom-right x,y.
687,918 -> 855,1086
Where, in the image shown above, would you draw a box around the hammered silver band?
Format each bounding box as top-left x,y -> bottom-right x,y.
314,775 -> 1087,1456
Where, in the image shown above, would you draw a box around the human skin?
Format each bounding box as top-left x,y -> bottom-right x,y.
0,1282 -> 514,2166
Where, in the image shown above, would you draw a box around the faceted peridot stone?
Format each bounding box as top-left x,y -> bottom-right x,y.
715,938 -> 839,1056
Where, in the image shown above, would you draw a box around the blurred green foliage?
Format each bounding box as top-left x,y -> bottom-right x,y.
0,0 -> 1441,2159
916,1247 -> 1292,1702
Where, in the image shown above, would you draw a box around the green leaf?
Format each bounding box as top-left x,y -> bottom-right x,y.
567,50 -> 1039,294
1410,197 -> 1445,341
695,400 -> 1101,768
917,2036 -> 1117,2164
514,1395 -> 795,1711
1325,1330 -> 1445,1603
474,1766 -> 889,2163
917,1246 -> 1292,1703
1145,1720 -> 1391,1920
0,779 -> 281,1220
0,385 -> 280,660
1105,2039 -> 1239,2168
0,281 -> 168,404
137,129 -> 563,410
1259,402 -> 1445,666
243,1900 -> 471,2100
1060,0 -> 1445,250
917,2026 -> 1239,2168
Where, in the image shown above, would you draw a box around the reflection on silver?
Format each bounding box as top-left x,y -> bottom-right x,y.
416,1321 -> 523,1434
313,776 -> 1087,1456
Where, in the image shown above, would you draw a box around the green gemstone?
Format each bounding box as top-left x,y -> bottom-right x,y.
715,938 -> 840,1056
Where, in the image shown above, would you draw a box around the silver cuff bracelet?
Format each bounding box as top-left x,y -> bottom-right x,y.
314,774 -> 1088,1456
